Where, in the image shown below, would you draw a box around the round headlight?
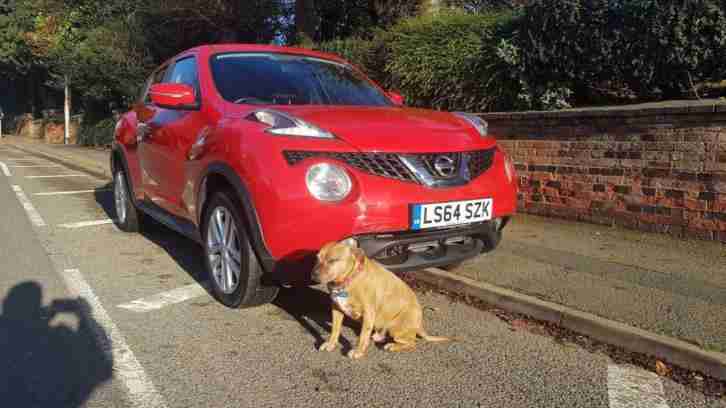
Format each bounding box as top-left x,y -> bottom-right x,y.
306,163 -> 352,202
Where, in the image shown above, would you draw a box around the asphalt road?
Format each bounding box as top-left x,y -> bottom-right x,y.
0,143 -> 723,408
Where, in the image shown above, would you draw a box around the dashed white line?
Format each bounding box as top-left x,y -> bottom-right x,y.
59,219 -> 116,229
607,364 -> 670,408
11,185 -> 46,227
10,164 -> 62,168
0,161 -> 11,177
26,174 -> 88,179
35,189 -> 109,196
117,282 -> 210,313
61,268 -> 168,408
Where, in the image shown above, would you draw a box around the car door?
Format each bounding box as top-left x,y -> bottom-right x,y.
137,55 -> 205,219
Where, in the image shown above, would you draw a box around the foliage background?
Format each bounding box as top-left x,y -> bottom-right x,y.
2,0 -> 726,146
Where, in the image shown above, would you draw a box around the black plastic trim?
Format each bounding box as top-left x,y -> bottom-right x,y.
197,163 -> 276,273
356,221 -> 503,273
110,143 -> 137,201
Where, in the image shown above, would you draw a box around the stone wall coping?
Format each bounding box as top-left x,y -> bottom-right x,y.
477,99 -> 726,121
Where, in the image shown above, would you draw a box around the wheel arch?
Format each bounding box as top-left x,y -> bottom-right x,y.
110,144 -> 137,199
197,163 -> 276,273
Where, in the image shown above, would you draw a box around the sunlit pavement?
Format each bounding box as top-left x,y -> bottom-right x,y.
0,142 -> 723,408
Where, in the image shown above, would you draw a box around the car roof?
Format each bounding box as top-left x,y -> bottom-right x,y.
165,44 -> 349,67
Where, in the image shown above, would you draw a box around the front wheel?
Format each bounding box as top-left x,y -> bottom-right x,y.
114,169 -> 141,232
202,191 -> 278,308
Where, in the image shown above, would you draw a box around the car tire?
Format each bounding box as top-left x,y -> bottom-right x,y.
202,191 -> 279,308
114,169 -> 142,233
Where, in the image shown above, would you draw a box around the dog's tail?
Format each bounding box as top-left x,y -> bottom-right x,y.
417,327 -> 451,343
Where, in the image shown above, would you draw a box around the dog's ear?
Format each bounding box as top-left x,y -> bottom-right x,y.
340,237 -> 359,248
352,247 -> 366,262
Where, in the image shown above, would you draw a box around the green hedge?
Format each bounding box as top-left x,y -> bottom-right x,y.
77,117 -> 115,147
316,2 -> 726,111
316,34 -> 389,86
518,0 -> 726,102
384,11 -> 521,112
318,11 -> 544,112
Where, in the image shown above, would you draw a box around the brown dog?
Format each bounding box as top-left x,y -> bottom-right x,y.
313,239 -> 449,359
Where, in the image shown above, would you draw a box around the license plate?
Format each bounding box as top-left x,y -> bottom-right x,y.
411,198 -> 493,230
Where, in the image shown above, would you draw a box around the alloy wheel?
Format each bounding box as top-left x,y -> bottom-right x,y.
207,207 -> 242,294
114,172 -> 127,225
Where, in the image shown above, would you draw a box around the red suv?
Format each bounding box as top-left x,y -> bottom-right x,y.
111,44 -> 517,308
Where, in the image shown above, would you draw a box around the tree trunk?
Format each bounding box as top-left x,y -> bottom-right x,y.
423,0 -> 442,14
295,0 -> 316,43
64,75 -> 70,145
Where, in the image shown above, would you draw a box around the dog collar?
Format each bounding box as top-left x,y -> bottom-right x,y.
330,287 -> 349,299
329,255 -> 365,291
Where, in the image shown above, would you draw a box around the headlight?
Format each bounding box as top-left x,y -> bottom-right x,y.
453,112 -> 490,138
247,109 -> 334,139
306,163 -> 352,202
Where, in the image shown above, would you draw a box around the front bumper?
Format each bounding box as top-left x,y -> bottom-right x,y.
247,143 -> 517,267
356,218 -> 507,272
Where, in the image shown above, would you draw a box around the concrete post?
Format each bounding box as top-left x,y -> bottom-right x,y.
64,75 -> 70,145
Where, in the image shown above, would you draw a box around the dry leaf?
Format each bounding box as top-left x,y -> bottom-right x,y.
655,360 -> 671,376
511,319 -> 528,330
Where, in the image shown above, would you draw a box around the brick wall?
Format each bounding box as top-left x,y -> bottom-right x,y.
479,100 -> 726,243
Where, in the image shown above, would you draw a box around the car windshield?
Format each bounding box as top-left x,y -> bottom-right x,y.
210,53 -> 392,106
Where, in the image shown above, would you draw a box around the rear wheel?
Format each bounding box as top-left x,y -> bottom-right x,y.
202,191 -> 278,308
114,169 -> 141,232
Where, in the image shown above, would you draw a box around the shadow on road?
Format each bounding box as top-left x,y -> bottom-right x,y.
0,281 -> 113,407
94,184 -> 208,284
93,185 -> 352,349
273,286 -> 359,352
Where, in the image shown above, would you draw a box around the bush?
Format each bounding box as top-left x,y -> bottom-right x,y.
518,0 -> 726,102
77,117 -> 115,147
316,35 -> 390,86
384,10 -> 522,112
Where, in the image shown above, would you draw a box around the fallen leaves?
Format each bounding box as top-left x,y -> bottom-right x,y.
655,360 -> 672,377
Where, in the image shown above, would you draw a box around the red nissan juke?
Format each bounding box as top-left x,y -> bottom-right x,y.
111,44 -> 517,308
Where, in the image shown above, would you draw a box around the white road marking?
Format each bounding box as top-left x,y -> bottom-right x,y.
11,164 -> 62,168
61,269 -> 168,408
0,161 -> 11,177
35,189 -> 109,196
59,219 -> 116,229
117,282 -> 210,313
26,174 -> 88,179
607,364 -> 670,408
5,158 -> 46,162
11,185 -> 46,227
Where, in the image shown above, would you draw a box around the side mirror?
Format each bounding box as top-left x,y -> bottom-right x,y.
387,92 -> 405,106
149,83 -> 197,109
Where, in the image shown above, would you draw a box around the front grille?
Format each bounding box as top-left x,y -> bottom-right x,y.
417,153 -> 462,180
468,148 -> 496,180
283,151 -> 417,183
283,147 -> 496,184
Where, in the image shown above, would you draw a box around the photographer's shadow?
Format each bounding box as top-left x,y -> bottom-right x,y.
0,282 -> 113,407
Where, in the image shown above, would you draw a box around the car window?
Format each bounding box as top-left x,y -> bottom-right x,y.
210,53 -> 391,106
166,57 -> 200,97
142,65 -> 169,104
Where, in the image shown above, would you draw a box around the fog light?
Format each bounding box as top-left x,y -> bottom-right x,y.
306,163 -> 352,202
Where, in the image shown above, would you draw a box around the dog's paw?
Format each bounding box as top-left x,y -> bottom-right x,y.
318,341 -> 338,352
347,349 -> 365,359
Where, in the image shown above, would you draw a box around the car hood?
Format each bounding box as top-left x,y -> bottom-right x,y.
271,106 -> 489,153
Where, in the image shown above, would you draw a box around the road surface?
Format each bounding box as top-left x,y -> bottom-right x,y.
0,143 -> 722,408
